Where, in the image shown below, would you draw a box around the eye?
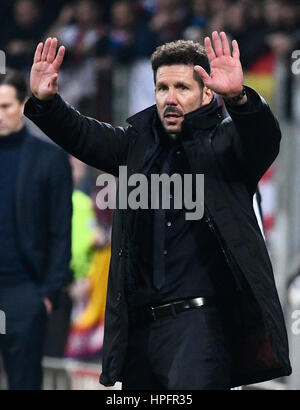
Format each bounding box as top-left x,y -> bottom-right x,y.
180,85 -> 188,90
157,85 -> 167,91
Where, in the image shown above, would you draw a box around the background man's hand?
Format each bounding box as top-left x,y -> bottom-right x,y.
194,31 -> 245,101
30,37 -> 65,101
43,297 -> 53,315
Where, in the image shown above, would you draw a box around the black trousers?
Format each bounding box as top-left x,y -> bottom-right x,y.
43,289 -> 72,358
121,304 -> 231,390
0,281 -> 47,390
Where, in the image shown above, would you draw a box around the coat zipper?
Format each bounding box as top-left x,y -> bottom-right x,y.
202,130 -> 244,291
204,207 -> 233,269
204,206 -> 244,293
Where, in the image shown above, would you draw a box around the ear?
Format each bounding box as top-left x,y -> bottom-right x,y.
202,86 -> 213,105
20,99 -> 26,115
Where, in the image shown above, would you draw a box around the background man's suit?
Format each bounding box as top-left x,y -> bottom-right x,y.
0,126 -> 72,389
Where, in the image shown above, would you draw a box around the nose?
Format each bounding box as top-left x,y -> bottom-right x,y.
166,89 -> 178,106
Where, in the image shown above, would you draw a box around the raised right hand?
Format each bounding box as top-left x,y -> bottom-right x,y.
30,37 -> 65,101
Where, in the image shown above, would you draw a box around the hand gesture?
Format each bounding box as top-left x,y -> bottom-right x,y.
194,31 -> 244,98
30,38 -> 65,101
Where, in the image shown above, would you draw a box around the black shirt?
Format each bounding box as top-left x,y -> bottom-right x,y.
125,100 -> 235,311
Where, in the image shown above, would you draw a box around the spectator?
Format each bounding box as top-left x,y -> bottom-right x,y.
183,0 -> 209,41
207,0 -> 227,15
148,0 -> 188,45
107,0 -> 136,65
39,0 -> 71,26
91,171 -> 114,238
65,157 -> 110,360
69,157 -> 108,282
188,0 -> 209,29
47,0 -> 106,66
46,0 -> 108,109
3,0 -> 47,72
264,0 -> 298,58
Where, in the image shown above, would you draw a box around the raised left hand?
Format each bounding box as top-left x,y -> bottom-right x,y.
194,31 -> 244,98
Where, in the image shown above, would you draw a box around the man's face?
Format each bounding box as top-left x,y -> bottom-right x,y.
0,85 -> 25,137
155,64 -> 211,136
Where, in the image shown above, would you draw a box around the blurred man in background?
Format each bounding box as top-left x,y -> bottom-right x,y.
0,69 -> 72,389
3,0 -> 46,72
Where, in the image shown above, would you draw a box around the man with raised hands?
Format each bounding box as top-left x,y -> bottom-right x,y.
24,32 -> 291,389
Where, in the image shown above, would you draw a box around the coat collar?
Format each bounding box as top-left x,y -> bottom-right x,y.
126,104 -> 157,134
125,97 -> 224,171
126,95 -> 224,136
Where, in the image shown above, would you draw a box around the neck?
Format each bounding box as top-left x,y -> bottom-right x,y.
0,123 -> 24,139
13,122 -> 24,134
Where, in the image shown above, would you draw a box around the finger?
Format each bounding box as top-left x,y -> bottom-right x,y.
204,36 -> 216,61
41,38 -> 52,62
47,38 -> 58,64
53,46 -> 66,71
212,31 -> 223,57
220,32 -> 231,56
232,40 -> 240,59
194,65 -> 211,86
34,42 -> 43,63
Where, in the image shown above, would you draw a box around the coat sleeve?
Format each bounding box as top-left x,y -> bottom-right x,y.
225,86 -> 281,192
24,94 -> 129,177
39,146 -> 73,307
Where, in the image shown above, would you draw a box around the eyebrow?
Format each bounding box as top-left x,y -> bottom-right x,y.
156,81 -> 190,88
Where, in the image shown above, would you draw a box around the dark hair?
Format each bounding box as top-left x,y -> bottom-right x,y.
0,68 -> 28,102
151,40 -> 210,87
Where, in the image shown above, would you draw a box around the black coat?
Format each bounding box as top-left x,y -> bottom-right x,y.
24,86 -> 292,387
15,128 -> 73,306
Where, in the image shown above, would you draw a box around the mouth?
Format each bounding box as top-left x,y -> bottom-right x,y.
164,113 -> 183,126
165,112 -> 182,118
164,113 -> 182,119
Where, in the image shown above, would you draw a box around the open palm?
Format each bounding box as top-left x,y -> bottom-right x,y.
195,31 -> 244,98
30,38 -> 65,101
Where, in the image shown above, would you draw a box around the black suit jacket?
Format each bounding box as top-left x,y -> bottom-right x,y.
15,127 -> 73,306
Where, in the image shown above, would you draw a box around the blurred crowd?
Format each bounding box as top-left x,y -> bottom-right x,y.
58,160 -> 113,361
1,0 -> 300,71
1,0 -> 300,117
43,158 -> 114,362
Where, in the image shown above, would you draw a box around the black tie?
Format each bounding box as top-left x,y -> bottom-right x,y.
153,146 -> 176,290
